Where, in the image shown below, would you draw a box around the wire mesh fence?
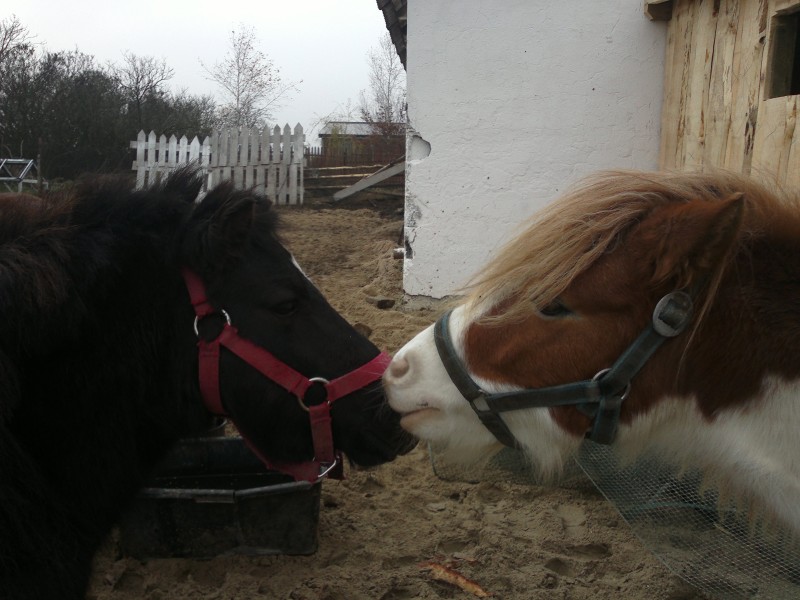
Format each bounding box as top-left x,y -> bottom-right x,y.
429,442 -> 800,599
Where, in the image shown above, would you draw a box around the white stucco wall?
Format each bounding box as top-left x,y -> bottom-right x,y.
403,1 -> 667,298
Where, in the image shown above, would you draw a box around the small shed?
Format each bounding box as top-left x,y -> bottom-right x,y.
316,121 -> 404,167
318,121 -> 376,153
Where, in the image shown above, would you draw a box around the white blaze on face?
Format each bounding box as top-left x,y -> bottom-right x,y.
291,255 -> 309,279
384,305 -> 579,475
384,308 -> 498,464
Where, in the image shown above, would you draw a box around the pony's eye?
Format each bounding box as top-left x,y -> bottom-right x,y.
270,299 -> 299,316
539,300 -> 571,318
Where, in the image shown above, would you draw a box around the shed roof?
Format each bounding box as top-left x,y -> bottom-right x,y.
319,122 -> 376,137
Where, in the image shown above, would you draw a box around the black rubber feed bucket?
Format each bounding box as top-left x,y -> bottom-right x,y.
119,436 -> 321,558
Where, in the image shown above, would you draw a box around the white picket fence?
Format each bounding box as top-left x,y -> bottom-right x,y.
129,124 -> 305,204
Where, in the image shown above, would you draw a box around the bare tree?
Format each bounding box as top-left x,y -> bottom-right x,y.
201,25 -> 299,129
112,52 -> 174,130
359,32 -> 406,136
0,16 -> 35,155
0,15 -> 32,65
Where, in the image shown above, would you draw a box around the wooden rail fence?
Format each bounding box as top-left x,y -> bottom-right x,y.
130,124 -> 305,204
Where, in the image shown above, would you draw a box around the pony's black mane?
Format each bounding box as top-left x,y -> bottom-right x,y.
0,169 -> 279,352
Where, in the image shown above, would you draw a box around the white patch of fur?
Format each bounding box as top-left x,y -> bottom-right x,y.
385,306 -> 578,477
615,377 -> 800,535
385,318 -> 499,466
291,255 -> 309,279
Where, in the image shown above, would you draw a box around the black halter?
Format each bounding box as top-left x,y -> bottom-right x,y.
433,291 -> 695,446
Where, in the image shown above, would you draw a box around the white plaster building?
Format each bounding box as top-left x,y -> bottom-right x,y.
379,1 -> 668,298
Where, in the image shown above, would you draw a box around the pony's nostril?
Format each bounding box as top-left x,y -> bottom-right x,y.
387,355 -> 411,380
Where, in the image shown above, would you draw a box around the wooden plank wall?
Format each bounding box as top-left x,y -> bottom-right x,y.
659,0 -> 800,188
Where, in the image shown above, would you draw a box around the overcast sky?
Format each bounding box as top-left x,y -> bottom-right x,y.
10,0 -> 388,142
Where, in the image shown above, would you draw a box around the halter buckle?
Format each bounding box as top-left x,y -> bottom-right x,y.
317,456 -> 340,479
652,291 -> 693,337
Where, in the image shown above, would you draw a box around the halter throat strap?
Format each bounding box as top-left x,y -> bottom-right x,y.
182,267 -> 391,481
433,290 -> 694,447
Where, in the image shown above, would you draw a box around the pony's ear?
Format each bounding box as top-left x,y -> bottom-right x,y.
185,194 -> 256,277
163,165 -> 204,203
636,193 -> 745,289
207,196 -> 256,265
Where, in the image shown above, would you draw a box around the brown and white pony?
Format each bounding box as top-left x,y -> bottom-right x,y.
385,170 -> 800,535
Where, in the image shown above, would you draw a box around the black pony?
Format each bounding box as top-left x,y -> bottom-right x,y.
0,169 -> 415,599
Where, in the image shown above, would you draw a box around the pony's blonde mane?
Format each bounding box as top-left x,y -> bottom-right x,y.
465,169 -> 798,323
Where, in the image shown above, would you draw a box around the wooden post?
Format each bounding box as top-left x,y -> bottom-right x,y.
200,136 -> 211,191
219,129 -> 230,186
254,125 -> 268,195
146,131 -> 157,188
278,124 -> 291,204
289,123 -> 304,205
208,131 -> 220,188
157,134 -> 167,183
233,128 -> 245,190
188,136 -> 200,165
132,130 -> 146,189
168,135 -> 178,169
178,135 -> 189,169
267,125 -> 280,203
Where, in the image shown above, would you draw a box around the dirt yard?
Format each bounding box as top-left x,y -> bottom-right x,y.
88,194 -> 707,600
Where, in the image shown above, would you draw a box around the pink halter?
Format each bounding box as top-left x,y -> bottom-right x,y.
182,268 -> 391,482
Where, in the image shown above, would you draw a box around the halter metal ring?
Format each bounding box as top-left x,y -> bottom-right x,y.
316,455 -> 339,480
296,377 -> 330,412
592,368 -> 631,401
193,309 -> 231,337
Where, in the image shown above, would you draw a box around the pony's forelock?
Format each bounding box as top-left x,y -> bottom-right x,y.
463,170 -> 795,327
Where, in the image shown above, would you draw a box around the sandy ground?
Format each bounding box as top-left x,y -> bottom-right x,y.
88,194 -> 708,600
